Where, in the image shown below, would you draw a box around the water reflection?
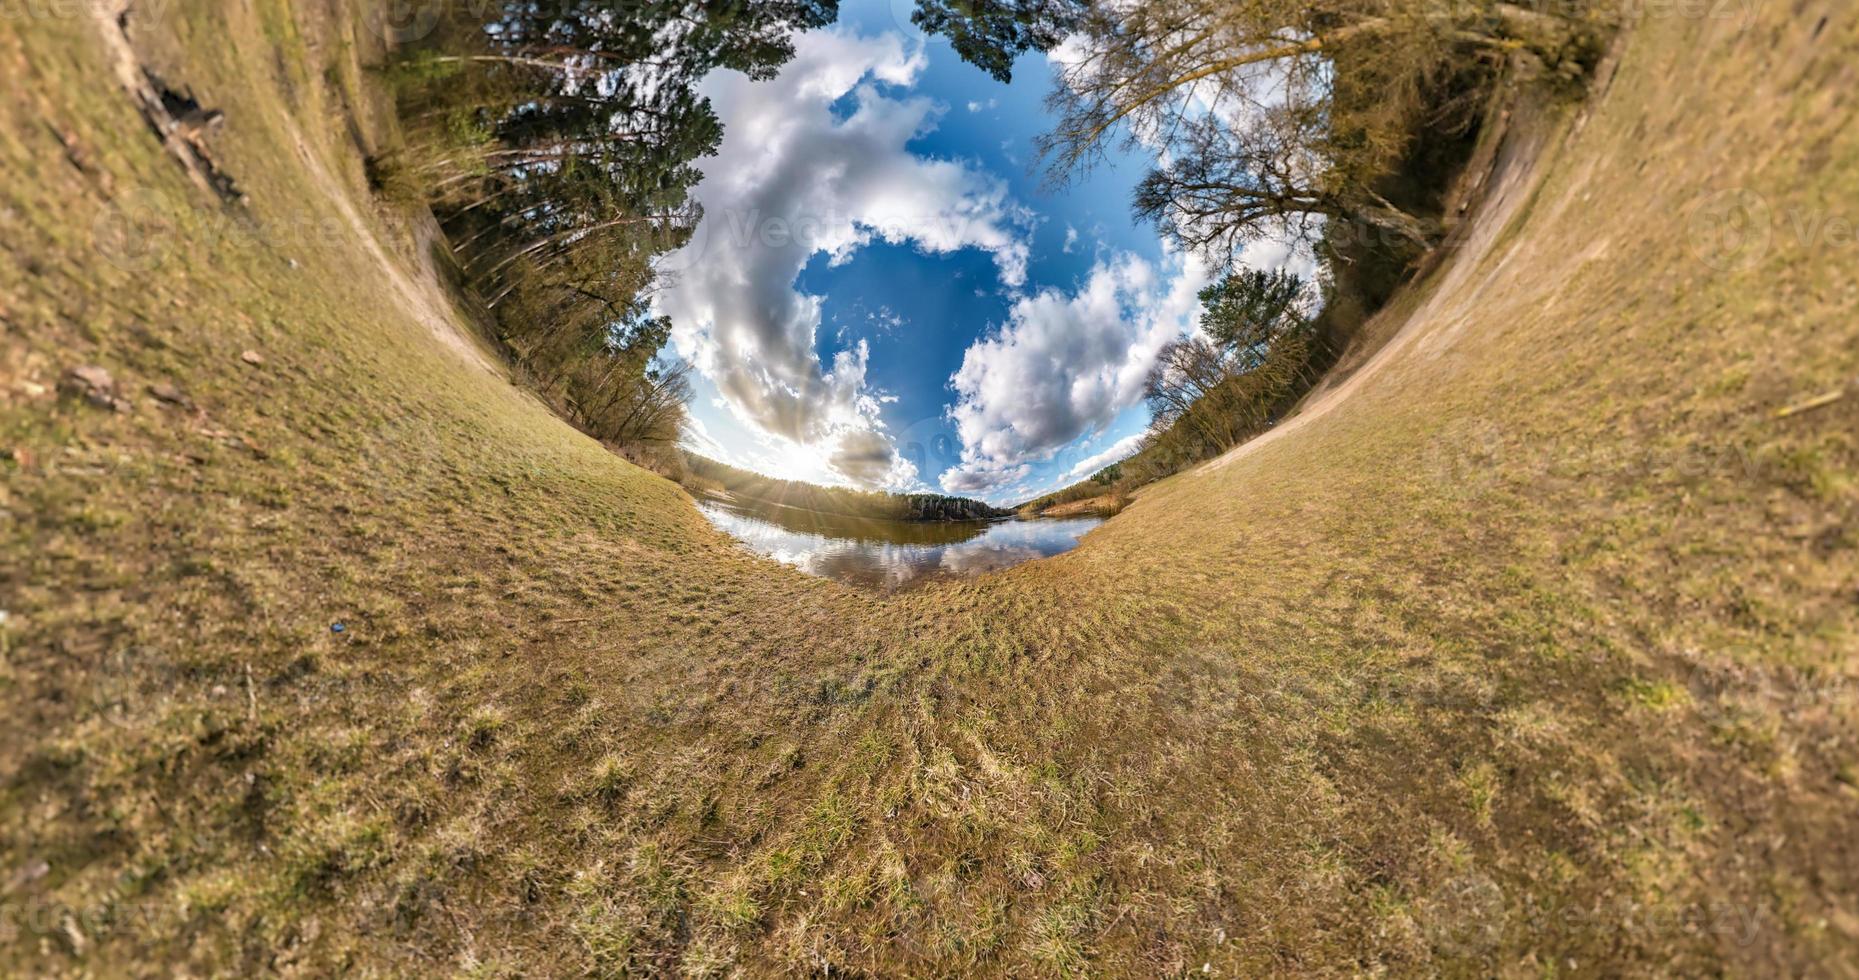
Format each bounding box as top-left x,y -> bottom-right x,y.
697,495 -> 1103,589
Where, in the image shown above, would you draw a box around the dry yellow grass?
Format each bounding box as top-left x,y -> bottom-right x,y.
2,0 -> 1855,975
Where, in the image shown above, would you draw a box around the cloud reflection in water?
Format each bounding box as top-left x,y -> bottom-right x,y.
697,497 -> 1102,589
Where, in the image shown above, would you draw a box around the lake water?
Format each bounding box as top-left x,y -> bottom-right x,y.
697,495 -> 1103,589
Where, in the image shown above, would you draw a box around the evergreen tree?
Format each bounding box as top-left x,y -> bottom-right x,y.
385,0 -> 842,460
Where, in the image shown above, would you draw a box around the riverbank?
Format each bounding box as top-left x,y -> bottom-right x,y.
697,495 -> 1100,589
1023,492 -> 1130,520
683,452 -> 1010,523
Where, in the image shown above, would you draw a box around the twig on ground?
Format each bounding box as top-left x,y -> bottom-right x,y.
1773,386 -> 1849,419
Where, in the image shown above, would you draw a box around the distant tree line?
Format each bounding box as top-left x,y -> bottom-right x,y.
684,455 -> 1008,522
374,1 -> 839,468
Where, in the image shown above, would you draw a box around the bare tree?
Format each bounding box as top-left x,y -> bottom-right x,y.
913,0 -> 1592,260
586,357 -> 694,449
1145,336 -> 1247,450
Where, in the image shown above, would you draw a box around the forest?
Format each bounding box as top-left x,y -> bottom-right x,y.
378,0 -> 1603,498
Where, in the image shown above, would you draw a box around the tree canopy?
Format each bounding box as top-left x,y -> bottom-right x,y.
383,1 -> 843,464
915,0 -> 1597,263
908,0 -> 1085,83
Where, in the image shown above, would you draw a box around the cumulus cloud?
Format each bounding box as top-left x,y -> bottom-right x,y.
654,29 -> 1031,489
940,250 -> 1210,494
680,415 -> 731,462
1064,432 -> 1146,482
829,428 -> 906,485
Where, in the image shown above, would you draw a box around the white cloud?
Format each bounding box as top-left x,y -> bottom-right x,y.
940,249 -> 1210,494
1064,432 -> 1145,482
1062,224 -> 1079,253
680,415 -> 731,462
966,98 -> 997,113
653,28 -> 1031,489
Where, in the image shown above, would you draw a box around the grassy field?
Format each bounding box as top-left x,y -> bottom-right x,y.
3,0 -> 1857,975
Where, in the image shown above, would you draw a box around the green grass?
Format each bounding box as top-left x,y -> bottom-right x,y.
2,0 -> 1857,976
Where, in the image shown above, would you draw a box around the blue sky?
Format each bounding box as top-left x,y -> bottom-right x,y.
653,0 -> 1219,504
